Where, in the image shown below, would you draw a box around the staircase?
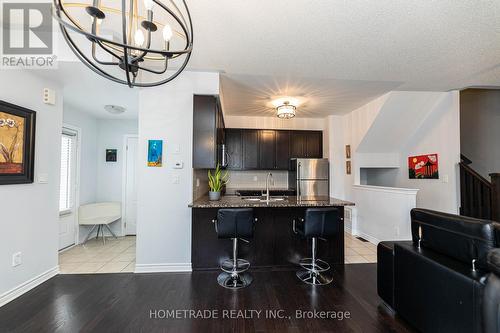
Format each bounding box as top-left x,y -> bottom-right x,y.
459,154 -> 500,221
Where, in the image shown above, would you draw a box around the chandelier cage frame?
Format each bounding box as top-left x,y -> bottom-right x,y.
52,0 -> 193,87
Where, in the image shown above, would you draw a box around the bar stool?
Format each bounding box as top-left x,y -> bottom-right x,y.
212,208 -> 257,289
293,208 -> 341,285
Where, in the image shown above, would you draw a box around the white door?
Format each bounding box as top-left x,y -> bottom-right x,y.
59,128 -> 79,250
124,136 -> 138,235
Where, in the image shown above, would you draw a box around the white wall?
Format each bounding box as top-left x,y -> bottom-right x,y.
62,110 -> 138,239
390,92 -> 461,213
460,89 -> 500,179
62,107 -> 98,205
329,91 -> 460,214
96,119 -> 138,236
0,71 -> 62,304
136,71 -> 219,272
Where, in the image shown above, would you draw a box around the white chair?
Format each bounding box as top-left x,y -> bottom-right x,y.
79,202 -> 121,245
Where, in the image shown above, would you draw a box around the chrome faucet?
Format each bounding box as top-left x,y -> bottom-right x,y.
265,172 -> 274,202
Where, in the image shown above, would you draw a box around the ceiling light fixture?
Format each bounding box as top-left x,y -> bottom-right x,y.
276,100 -> 297,119
104,104 -> 126,114
53,0 -> 193,88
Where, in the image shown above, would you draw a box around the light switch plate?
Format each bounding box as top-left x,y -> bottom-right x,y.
38,173 -> 49,184
12,252 -> 21,267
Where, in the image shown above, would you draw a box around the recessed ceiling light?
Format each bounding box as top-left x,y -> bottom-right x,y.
104,104 -> 126,114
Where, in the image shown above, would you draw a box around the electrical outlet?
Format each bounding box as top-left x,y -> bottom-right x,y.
12,252 -> 22,267
196,178 -> 200,187
253,176 -> 258,182
172,175 -> 180,184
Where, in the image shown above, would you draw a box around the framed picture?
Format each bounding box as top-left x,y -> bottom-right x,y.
106,149 -> 117,162
408,154 -> 439,179
345,145 -> 351,159
147,140 -> 163,167
346,160 -> 351,175
0,100 -> 36,185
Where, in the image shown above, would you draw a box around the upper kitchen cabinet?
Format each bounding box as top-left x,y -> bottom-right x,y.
225,129 -> 242,170
305,131 -> 323,158
290,131 -> 323,158
259,130 -> 276,169
274,130 -> 290,170
192,95 -> 225,169
242,129 -> 259,169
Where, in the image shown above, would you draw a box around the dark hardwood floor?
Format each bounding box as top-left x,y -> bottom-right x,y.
0,264 -> 414,333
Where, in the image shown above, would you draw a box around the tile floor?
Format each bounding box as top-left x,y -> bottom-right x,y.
59,236 -> 136,274
344,232 -> 377,264
58,233 -> 374,274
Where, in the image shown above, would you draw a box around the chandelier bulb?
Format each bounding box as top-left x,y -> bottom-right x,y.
134,29 -> 145,46
144,0 -> 154,10
163,24 -> 173,42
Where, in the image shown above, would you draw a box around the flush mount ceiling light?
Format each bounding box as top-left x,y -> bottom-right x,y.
53,0 -> 193,88
272,97 -> 299,119
104,104 -> 126,114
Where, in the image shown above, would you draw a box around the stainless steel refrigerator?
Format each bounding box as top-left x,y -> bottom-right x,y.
289,158 -> 329,200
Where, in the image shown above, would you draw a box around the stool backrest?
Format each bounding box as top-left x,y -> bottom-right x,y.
304,208 -> 340,238
217,208 -> 254,239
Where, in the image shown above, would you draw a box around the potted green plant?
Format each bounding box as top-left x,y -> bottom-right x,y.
208,164 -> 229,201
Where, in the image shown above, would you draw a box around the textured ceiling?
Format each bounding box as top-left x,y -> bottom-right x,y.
35,62 -> 139,119
220,74 -> 401,117
188,0 -> 500,91
188,0 -> 500,116
34,1 -> 500,118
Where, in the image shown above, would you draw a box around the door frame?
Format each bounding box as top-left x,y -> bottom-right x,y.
121,134 -> 138,236
60,123 -> 82,249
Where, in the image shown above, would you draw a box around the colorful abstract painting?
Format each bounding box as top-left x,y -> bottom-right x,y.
147,140 -> 163,167
0,101 -> 36,184
408,154 -> 439,179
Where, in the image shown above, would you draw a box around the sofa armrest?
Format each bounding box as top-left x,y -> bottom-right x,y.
483,248 -> 500,333
377,241 -> 412,309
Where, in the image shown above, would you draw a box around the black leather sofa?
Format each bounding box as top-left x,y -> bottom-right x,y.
377,208 -> 500,333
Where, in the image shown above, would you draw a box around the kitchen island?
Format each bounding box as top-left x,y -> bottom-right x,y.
189,195 -> 354,270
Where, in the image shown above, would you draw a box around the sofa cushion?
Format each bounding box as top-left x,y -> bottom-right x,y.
411,208 -> 497,269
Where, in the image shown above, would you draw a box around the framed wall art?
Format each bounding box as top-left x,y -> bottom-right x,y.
106,149 -> 117,162
147,140 -> 163,167
0,100 -> 36,185
408,153 -> 439,179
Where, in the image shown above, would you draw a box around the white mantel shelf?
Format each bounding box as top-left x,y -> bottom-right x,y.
352,184 -> 419,195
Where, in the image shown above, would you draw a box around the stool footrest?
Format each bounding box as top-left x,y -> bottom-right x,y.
299,258 -> 330,272
221,259 -> 250,274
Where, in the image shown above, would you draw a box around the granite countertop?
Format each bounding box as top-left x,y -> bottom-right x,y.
189,195 -> 355,208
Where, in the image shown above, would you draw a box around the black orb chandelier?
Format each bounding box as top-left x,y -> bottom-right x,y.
53,0 -> 193,87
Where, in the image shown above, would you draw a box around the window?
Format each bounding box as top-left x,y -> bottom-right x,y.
59,130 -> 77,214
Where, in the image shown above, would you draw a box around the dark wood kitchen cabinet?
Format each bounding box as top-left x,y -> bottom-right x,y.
192,95 -> 225,169
225,129 -> 242,169
242,129 -> 259,169
259,130 -> 276,169
275,130 -> 290,170
290,131 -> 322,158
305,131 -> 322,158
224,128 -> 321,170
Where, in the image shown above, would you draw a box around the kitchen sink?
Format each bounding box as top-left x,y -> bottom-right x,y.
242,196 -> 287,202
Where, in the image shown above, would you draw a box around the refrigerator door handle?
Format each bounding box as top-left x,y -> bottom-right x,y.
297,162 -> 301,198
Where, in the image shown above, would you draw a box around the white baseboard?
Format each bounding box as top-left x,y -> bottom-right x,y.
353,231 -> 380,245
134,263 -> 192,273
0,266 -> 59,307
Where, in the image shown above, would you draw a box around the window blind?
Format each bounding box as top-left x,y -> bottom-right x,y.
59,132 -> 75,213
